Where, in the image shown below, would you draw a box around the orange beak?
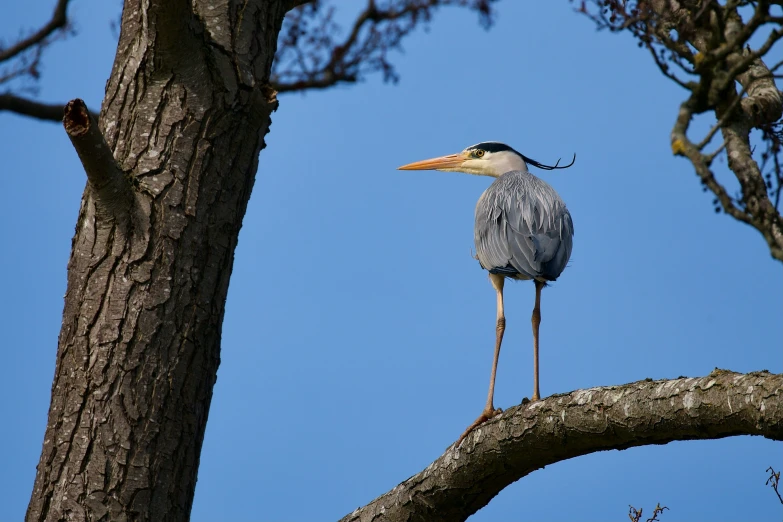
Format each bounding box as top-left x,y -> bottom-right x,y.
397,152 -> 468,171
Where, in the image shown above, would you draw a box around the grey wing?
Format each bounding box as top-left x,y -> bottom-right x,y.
474,175 -> 573,281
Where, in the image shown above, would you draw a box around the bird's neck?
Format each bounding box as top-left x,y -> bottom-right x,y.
487,154 -> 528,177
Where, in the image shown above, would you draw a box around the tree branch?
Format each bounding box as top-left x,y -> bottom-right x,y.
0,0 -> 76,124
671,102 -> 754,225
341,370 -> 782,522
272,0 -> 496,94
0,92 -> 68,122
0,0 -> 70,64
766,467 -> 783,505
576,0 -> 783,261
63,98 -> 134,222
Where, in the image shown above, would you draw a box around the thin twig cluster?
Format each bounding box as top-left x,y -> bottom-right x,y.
0,0 -> 72,120
271,0 -> 496,93
628,503 -> 668,522
767,466 -> 783,505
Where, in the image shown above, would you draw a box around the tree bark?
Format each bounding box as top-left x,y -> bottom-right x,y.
26,1 -> 286,520
340,370 -> 783,522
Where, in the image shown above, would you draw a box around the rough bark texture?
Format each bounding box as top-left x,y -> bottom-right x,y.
341,370 -> 783,522
26,1 -> 286,520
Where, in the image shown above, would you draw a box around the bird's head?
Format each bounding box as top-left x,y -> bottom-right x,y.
397,141 -> 574,178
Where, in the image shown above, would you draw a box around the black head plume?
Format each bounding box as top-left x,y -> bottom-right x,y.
521,153 -> 576,171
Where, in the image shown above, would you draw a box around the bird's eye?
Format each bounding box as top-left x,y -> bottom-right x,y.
474,150 -> 485,158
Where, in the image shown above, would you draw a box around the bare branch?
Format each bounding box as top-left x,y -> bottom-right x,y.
766,467 -> 783,505
671,103 -> 753,224
629,504 -> 669,522
0,0 -> 71,64
272,0 -> 497,93
704,140 -> 726,165
63,98 -> 133,222
697,86 -> 747,151
643,39 -> 693,89
340,370 -> 782,522
0,92 -> 67,122
0,0 -> 77,124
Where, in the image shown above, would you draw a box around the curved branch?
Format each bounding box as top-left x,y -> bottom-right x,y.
63,98 -> 134,222
0,0 -> 70,64
341,370 -> 783,522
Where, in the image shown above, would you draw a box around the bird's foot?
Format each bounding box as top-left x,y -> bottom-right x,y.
521,393 -> 540,405
456,406 -> 503,447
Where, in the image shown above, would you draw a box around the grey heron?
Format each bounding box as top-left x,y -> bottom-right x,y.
398,142 -> 575,445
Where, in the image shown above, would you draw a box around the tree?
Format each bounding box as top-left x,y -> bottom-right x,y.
576,0 -> 783,261
1,1 -> 780,521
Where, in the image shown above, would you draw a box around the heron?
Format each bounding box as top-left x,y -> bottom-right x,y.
398,141 -> 575,445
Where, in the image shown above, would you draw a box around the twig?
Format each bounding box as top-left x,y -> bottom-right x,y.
644,40 -> 692,90
697,86 -> 747,151
766,467 -> 783,504
629,503 -> 669,522
720,27 -> 783,93
0,0 -> 71,64
705,141 -> 727,165
272,0 -> 496,93
671,102 -> 752,222
63,98 -> 134,222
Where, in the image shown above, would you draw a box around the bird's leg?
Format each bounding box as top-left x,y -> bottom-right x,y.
457,273 -> 505,446
531,280 -> 544,401
484,273 -> 506,414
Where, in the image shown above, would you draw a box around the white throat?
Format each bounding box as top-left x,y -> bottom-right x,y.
486,150 -> 528,176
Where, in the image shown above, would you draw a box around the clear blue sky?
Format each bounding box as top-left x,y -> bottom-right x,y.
1,2 -> 781,521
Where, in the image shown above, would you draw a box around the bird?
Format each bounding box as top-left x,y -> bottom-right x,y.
398,141 -> 575,445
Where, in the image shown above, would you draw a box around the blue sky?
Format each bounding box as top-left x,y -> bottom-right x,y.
1,1 -> 781,521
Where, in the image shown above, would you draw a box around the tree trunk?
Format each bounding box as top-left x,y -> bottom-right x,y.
26,1 -> 285,520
